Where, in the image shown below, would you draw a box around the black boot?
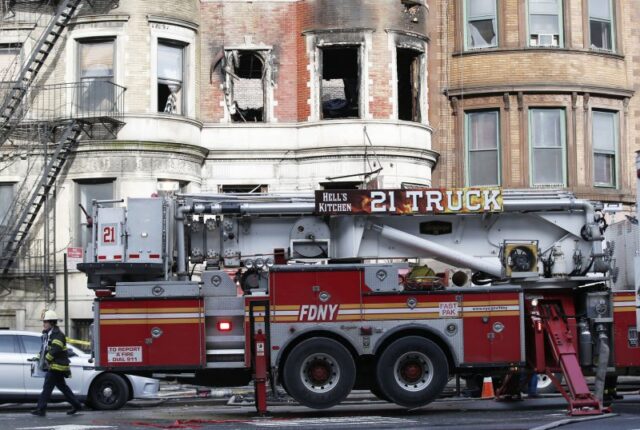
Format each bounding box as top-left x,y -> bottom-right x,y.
66,405 -> 82,415
30,409 -> 46,416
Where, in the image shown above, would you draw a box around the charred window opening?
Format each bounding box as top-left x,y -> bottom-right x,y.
320,46 -> 360,119
228,51 -> 266,123
158,40 -> 185,115
397,48 -> 422,122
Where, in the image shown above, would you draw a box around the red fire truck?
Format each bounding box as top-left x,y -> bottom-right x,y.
78,154 -> 640,416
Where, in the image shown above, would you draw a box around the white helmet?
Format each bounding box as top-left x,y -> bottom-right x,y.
42,310 -> 59,322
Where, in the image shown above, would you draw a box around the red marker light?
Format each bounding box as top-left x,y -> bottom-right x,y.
217,321 -> 232,332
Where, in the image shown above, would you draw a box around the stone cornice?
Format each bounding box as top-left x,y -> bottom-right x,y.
445,84 -> 634,99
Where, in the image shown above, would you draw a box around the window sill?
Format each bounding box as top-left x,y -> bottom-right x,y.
452,46 -> 624,60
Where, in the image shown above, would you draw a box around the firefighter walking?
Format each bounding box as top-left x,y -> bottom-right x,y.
30,310 -> 83,416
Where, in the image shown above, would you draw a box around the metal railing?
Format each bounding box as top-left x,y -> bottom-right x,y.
0,80 -> 125,139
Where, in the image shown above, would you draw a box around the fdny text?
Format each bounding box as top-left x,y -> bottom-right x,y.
298,304 -> 340,322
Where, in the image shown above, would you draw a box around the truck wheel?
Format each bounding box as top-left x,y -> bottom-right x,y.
536,373 -> 562,394
282,338 -> 355,409
88,373 -> 129,410
376,336 -> 448,408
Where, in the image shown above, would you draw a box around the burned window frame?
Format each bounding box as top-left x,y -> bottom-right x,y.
221,48 -> 273,123
318,44 -> 362,120
306,29 -> 371,121
157,39 -> 187,116
393,33 -> 427,123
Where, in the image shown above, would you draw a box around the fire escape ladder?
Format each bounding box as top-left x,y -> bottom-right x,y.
0,0 -> 83,147
539,303 -> 604,416
0,120 -> 82,274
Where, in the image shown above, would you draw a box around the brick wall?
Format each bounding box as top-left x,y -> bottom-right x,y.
430,0 -> 638,204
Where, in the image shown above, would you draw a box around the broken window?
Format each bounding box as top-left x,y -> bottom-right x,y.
221,51 -> 267,123
158,41 -> 185,115
589,0 -> 614,51
529,0 -> 563,47
397,48 -> 422,122
78,39 -> 115,112
465,0 -> 498,49
320,46 -> 360,119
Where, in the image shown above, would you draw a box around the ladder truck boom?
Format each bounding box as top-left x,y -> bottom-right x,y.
78,185 -> 640,415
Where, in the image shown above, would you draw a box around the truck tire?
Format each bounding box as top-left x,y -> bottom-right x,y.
536,373 -> 562,394
282,337 -> 356,409
376,336 -> 448,408
88,373 -> 129,410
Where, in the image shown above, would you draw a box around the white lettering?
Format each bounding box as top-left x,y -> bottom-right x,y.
328,304 -> 339,320
388,191 -> 396,211
466,190 -> 482,211
446,190 -> 463,211
371,191 -> 386,212
406,191 -> 422,211
299,305 -> 309,320
298,304 -> 341,322
483,189 -> 501,211
425,190 -> 445,212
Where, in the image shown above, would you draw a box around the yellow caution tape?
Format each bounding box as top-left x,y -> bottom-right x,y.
66,337 -> 91,347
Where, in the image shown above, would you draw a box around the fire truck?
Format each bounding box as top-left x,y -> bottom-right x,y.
78,154 -> 640,416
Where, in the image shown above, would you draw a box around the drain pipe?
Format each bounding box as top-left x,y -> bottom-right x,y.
592,324 -> 610,403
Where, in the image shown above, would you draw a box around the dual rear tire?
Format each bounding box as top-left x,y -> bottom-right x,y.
375,336 -> 449,408
282,335 -> 448,410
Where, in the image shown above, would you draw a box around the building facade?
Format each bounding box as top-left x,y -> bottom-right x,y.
0,0 -> 637,333
429,0 -> 639,205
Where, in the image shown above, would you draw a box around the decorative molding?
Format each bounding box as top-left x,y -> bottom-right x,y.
503,93 -> 510,111
445,84 -> 634,99
451,46 -> 625,61
450,97 -> 459,115
571,92 -> 578,110
71,15 -> 129,25
147,15 -> 199,31
517,92 -> 524,111
583,93 -> 590,111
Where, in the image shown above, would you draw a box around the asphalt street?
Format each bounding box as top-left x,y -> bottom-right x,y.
0,392 -> 639,430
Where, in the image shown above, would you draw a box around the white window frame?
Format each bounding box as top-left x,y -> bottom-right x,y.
465,110 -> 501,186
149,23 -> 196,118
591,109 -> 618,188
529,108 -> 567,187
157,40 -> 186,116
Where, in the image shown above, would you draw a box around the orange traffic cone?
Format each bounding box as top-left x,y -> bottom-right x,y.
481,376 -> 495,399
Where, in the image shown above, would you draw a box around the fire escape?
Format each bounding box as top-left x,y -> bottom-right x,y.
0,0 -> 124,301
